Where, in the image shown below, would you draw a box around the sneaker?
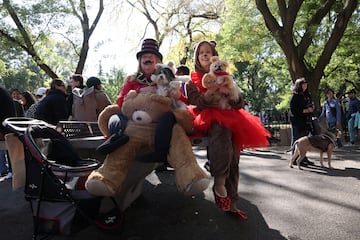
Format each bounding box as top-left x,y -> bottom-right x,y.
0,172 -> 12,182
5,172 -> 12,179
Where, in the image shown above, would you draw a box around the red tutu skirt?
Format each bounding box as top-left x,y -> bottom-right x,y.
187,106 -> 271,149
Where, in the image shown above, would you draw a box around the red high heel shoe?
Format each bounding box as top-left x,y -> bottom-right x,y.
227,209 -> 248,220
212,187 -> 231,211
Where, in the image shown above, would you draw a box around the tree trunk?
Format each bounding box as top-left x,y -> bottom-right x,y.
256,0 -> 359,108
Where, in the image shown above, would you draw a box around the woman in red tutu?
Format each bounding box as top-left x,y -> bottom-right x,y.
186,40 -> 270,219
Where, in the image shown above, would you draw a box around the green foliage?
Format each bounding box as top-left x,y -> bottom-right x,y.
218,0 -> 290,114
217,0 -> 359,116
102,66 -> 127,103
322,9 -> 360,95
1,0 -> 358,118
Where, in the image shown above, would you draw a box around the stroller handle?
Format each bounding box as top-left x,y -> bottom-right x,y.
3,117 -> 55,133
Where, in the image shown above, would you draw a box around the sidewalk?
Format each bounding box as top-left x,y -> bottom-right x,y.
0,146 -> 359,240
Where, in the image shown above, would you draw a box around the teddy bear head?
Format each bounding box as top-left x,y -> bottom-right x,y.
121,90 -> 172,124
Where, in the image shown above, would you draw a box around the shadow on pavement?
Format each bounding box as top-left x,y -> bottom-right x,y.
306,165 -> 360,180
0,170 -> 287,240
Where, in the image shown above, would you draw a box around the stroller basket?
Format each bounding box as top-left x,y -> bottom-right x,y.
22,124 -> 102,238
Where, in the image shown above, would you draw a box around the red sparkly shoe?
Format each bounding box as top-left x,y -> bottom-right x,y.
213,187 -> 231,211
227,209 -> 248,220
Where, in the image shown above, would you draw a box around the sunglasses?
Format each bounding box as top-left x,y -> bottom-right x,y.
56,83 -> 65,87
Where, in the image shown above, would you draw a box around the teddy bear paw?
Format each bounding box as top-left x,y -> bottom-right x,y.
85,179 -> 116,196
184,178 -> 210,196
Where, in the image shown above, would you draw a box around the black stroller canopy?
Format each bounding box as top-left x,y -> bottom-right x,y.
25,125 -> 87,167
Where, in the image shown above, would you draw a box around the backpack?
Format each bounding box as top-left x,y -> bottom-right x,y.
72,87 -> 98,121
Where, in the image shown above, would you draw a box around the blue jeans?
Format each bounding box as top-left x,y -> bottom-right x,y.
0,150 -> 9,174
348,118 -> 356,143
291,124 -> 309,147
108,113 -> 130,136
108,114 -> 124,135
291,124 -> 310,161
327,121 -> 336,129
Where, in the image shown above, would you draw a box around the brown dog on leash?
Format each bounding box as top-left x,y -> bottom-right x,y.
287,134 -> 336,170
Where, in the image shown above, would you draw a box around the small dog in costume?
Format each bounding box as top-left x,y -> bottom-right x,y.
201,56 -> 239,109
151,61 -> 189,109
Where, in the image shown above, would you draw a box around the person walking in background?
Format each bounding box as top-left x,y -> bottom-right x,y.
9,88 -> 24,116
9,88 -> 21,101
354,104 -> 360,139
186,40 -> 270,220
318,88 -> 342,147
0,87 -> 17,181
345,89 -> 360,145
35,79 -> 69,125
289,77 -> 315,166
175,65 -> 190,76
34,87 -> 47,101
26,87 -> 49,118
67,74 -> 85,119
86,76 -> 111,116
20,90 -> 37,114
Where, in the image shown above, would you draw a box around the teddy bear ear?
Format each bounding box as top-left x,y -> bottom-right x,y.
167,60 -> 175,68
166,61 -> 176,75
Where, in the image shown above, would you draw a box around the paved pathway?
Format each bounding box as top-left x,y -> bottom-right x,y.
0,146 -> 359,240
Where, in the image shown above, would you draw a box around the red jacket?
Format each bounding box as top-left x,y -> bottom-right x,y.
116,76 -> 156,107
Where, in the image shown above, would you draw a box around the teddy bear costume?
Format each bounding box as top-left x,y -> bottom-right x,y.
85,90 -> 209,196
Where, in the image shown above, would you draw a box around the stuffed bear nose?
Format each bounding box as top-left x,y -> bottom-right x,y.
135,116 -> 142,121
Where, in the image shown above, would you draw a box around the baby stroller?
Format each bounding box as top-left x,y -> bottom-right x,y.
3,118 -> 123,240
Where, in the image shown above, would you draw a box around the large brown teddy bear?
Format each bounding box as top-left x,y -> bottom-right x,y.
85,90 -> 209,196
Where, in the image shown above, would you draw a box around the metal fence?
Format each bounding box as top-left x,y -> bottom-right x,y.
259,110 -> 349,146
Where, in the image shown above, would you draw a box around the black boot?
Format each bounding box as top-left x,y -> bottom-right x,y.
336,138 -> 342,148
96,114 -> 129,155
137,112 -> 176,163
96,131 -> 129,155
301,157 -> 314,166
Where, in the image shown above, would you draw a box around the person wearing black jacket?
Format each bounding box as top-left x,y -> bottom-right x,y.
35,79 -> 69,125
289,77 -> 315,166
0,87 -> 19,179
